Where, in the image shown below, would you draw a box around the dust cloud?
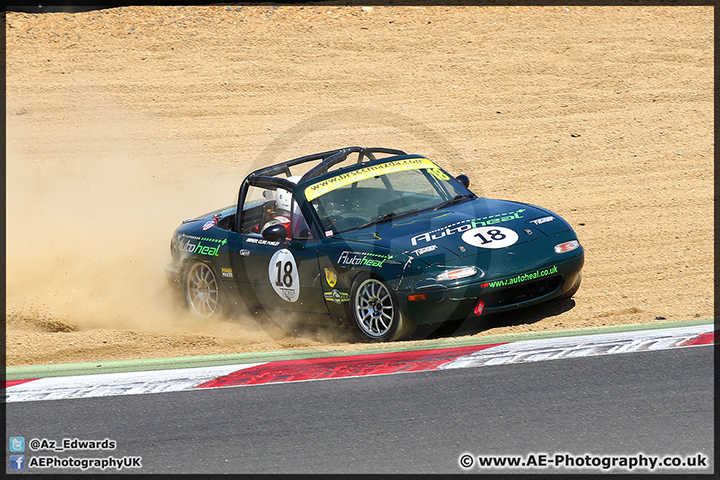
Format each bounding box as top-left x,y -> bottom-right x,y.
5,107 -> 271,343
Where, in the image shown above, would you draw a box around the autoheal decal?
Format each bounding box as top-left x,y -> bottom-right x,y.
338,251 -> 393,267
410,208 -> 526,246
481,265 -> 559,289
304,157 -> 436,201
324,289 -> 350,304
268,249 -> 300,302
461,226 -> 518,249
178,234 -> 227,257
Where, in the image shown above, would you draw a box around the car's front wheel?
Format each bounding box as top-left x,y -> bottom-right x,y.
184,261 -> 223,319
350,275 -> 415,342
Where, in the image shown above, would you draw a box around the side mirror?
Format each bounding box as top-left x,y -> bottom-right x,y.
456,174 -> 470,188
262,224 -> 287,242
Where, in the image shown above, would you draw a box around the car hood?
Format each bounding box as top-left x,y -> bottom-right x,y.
338,197 -> 572,265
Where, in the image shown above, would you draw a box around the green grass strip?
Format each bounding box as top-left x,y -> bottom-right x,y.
6,317 -> 714,380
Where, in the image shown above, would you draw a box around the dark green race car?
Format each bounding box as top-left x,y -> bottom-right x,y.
166,146 -> 584,342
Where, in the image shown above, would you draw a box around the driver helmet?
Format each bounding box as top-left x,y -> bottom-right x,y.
276,175 -> 301,212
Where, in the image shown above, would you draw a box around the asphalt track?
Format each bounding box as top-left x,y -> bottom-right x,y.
6,344 -> 713,474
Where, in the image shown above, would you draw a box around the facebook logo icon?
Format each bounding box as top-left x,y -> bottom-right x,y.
9,455 -> 25,470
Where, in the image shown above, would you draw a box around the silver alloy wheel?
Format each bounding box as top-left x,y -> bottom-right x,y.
185,262 -> 220,318
354,278 -> 395,338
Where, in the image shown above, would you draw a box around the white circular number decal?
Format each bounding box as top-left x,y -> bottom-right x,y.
461,226 -> 518,249
268,249 -> 300,302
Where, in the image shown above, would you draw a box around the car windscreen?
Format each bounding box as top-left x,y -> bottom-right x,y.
304,158 -> 472,233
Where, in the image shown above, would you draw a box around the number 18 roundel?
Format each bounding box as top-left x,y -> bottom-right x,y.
268,249 -> 300,302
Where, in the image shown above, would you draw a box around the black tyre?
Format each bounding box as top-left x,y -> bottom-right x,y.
184,261 -> 223,319
350,275 -> 415,342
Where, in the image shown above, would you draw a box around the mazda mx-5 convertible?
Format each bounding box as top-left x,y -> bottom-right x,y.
166,146 -> 584,341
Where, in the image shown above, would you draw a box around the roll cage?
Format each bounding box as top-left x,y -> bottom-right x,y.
234,147 -> 408,234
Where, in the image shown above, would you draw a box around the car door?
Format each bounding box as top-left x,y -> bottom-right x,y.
230,179 -> 329,320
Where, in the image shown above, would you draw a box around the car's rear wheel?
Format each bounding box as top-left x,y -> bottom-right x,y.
350,275 -> 415,342
184,261 -> 223,318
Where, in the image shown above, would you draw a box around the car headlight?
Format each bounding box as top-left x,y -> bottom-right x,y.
435,266 -> 479,282
554,240 -> 580,254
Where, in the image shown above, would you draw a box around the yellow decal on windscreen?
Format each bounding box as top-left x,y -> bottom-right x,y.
305,157 -> 438,201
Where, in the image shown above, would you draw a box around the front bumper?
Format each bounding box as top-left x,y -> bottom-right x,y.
401,253 -> 584,325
